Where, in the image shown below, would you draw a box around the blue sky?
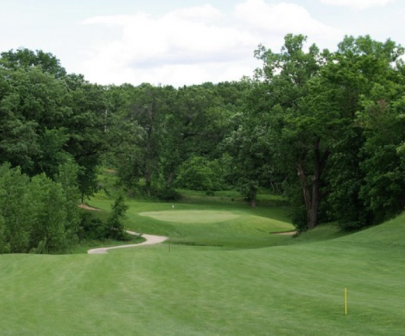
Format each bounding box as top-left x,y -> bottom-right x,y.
1,0 -> 404,86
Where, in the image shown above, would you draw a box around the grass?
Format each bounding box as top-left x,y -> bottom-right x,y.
89,198 -> 294,248
139,210 -> 240,224
1,194 -> 405,335
69,235 -> 146,254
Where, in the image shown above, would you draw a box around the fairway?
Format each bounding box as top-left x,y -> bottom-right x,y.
139,210 -> 239,224
2,198 -> 405,335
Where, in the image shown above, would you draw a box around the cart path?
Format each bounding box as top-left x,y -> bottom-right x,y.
87,230 -> 168,254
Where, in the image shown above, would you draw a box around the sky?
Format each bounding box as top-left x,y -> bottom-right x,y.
1,0 -> 404,87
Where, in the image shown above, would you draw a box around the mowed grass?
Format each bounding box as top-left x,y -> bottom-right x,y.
89,198 -> 295,248
139,210 -> 240,224
1,198 -> 405,335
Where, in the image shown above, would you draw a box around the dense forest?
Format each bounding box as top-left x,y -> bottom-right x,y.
1,33 -> 405,253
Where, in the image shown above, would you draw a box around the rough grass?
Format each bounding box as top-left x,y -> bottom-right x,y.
1,197 -> 405,335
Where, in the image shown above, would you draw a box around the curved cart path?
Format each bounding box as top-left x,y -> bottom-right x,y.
87,230 -> 168,254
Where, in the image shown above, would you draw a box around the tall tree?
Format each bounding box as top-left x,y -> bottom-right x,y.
64,74 -> 108,201
162,84 -> 230,189
0,48 -> 67,78
121,83 -> 173,193
0,50 -> 107,201
224,80 -> 276,207
324,35 -> 405,228
254,34 -> 338,229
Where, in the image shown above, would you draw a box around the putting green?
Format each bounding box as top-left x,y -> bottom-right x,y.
139,210 -> 239,224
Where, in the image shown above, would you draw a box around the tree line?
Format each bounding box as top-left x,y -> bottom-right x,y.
1,33 -> 405,253
249,34 -> 405,231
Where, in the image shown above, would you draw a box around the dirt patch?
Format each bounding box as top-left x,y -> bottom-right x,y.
79,204 -> 101,211
271,231 -> 297,236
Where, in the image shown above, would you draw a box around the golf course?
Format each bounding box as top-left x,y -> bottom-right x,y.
1,196 -> 405,336
2,10 -> 405,336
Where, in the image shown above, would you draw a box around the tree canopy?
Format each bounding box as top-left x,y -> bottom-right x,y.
1,34 -> 405,253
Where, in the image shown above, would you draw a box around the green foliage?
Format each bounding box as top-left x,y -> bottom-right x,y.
0,164 -> 31,252
0,48 -> 67,78
64,75 -> 108,200
0,215 -> 5,253
109,81 -> 241,196
2,35 -> 405,247
175,156 -> 223,191
327,126 -> 371,230
29,174 -> 68,253
252,34 -> 336,225
152,187 -> 182,201
106,194 -> 128,240
78,212 -> 108,240
249,34 -> 405,230
0,163 -> 81,253
56,162 -> 81,243
324,35 -> 405,228
0,50 -> 108,203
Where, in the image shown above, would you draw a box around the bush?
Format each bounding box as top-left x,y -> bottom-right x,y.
106,194 -> 128,240
78,212 -> 108,240
0,162 -> 84,253
154,187 -> 181,201
175,156 -> 223,191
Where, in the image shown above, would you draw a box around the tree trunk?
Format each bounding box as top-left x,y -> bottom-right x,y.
166,169 -> 174,189
310,175 -> 321,229
250,188 -> 257,208
297,141 -> 330,230
296,162 -> 312,226
145,170 -> 151,196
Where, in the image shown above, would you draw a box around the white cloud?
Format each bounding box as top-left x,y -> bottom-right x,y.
234,0 -> 341,47
319,0 -> 397,10
80,1 -> 342,86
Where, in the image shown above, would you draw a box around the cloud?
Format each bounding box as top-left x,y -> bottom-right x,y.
318,0 -> 397,10
234,0 -> 341,46
80,1 -> 342,86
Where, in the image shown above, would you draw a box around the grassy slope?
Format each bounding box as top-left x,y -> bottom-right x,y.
89,198 -> 294,248
1,199 -> 405,335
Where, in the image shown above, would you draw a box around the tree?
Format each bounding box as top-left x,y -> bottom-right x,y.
0,164 -> 31,252
324,35 -> 405,228
0,65 -> 70,174
109,83 -> 234,195
120,84 -> 172,193
29,174 -> 68,253
107,194 -> 128,240
0,48 -> 67,78
64,74 -> 108,201
160,84 -> 230,190
56,161 -> 81,243
0,162 -> 79,254
254,34 -> 337,229
0,50 -> 108,201
175,156 -> 222,192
